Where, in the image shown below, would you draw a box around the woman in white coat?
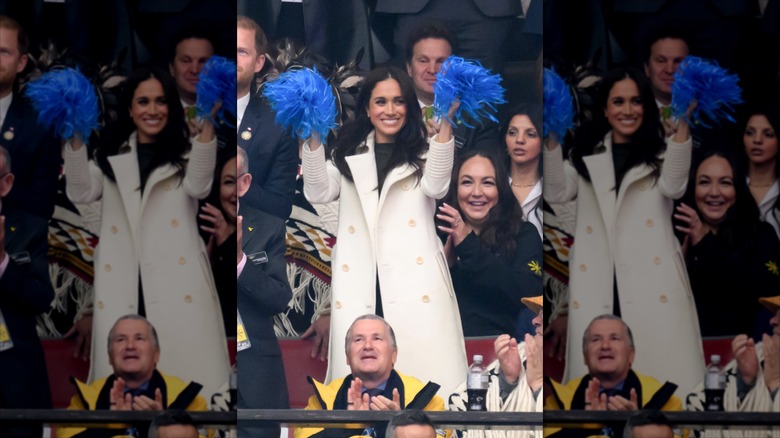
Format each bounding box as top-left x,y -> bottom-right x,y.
64,68 -> 229,401
302,66 -> 467,397
543,67 -> 704,396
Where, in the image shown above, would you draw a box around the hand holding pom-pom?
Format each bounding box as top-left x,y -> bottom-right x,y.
543,68 -> 575,144
433,56 -> 505,128
195,56 -> 237,126
263,67 -> 337,144
671,56 -> 742,128
25,68 -> 100,143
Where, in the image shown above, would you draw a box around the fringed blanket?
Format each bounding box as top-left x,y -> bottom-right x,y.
38,176 -> 100,338
275,178 -> 337,337
542,200 -> 575,323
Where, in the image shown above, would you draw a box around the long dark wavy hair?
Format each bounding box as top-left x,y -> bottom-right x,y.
570,67 -> 664,184
95,67 -> 190,183
740,103 -> 780,227
331,66 -> 427,186
501,105 -> 542,226
444,148 -> 525,256
741,103 -> 780,178
682,148 -> 762,246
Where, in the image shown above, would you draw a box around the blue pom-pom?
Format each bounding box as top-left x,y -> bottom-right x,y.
262,67 -> 337,143
671,56 -> 743,128
24,68 -> 100,143
543,68 -> 575,143
195,56 -> 237,125
433,56 -> 506,128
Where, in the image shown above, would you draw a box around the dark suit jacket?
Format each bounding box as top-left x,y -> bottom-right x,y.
240,0 -> 373,70
375,0 -> 521,18
612,0 -> 757,15
0,93 -> 61,219
237,205 -> 290,416
238,92 -> 298,220
0,208 -> 54,436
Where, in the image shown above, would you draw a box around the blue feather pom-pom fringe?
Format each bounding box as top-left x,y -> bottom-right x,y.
195,56 -> 237,125
24,68 -> 99,143
433,56 -> 506,128
262,67 -> 337,143
671,56 -> 743,128
543,68 -> 575,143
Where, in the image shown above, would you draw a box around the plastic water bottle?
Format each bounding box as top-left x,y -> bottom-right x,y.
467,354 -> 488,411
704,354 -> 725,411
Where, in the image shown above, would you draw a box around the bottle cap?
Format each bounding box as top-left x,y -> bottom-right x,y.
473,354 -> 483,363
711,354 -> 721,364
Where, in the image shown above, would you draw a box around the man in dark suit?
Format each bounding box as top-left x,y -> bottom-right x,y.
376,0 -> 522,70
236,16 -> 297,220
0,145 -> 55,437
236,145 -> 291,437
0,15 -> 60,220
238,0 -> 373,70
405,23 -> 499,155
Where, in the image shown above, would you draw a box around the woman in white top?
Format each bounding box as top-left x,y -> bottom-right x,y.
505,106 -> 542,238
742,103 -> 780,239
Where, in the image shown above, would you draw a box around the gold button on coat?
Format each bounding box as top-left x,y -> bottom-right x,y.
408,219 -> 416,227
659,294 -> 668,303
184,295 -> 193,303
104,264 -> 112,272
421,295 -> 430,303
171,219 -> 179,228
348,226 -> 355,234
335,301 -> 342,309
110,226 -> 118,234
585,225 -> 593,234
416,257 -> 424,265
178,256 -> 186,265
572,300 -> 580,309
646,219 -> 654,227
97,301 -> 104,309
342,264 -> 349,272
579,264 -> 587,272
653,256 -> 662,265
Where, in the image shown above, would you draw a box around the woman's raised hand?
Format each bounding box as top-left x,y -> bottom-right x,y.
436,202 -> 471,246
672,100 -> 698,143
674,202 -> 710,248
193,101 -> 223,143
435,101 -> 460,144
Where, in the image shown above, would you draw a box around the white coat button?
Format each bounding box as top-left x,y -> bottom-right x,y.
342,264 -> 349,272
184,295 -> 192,303
335,300 -> 342,309
110,226 -> 118,234
572,300 -> 580,309
416,257 -> 424,265
579,264 -> 587,272
104,264 -> 112,272
408,219 -> 416,227
179,256 -> 186,265
653,256 -> 662,265
421,295 -> 430,303
97,300 -> 104,309
585,226 -> 593,234
659,294 -> 668,303
171,219 -> 179,228
348,226 -> 355,234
